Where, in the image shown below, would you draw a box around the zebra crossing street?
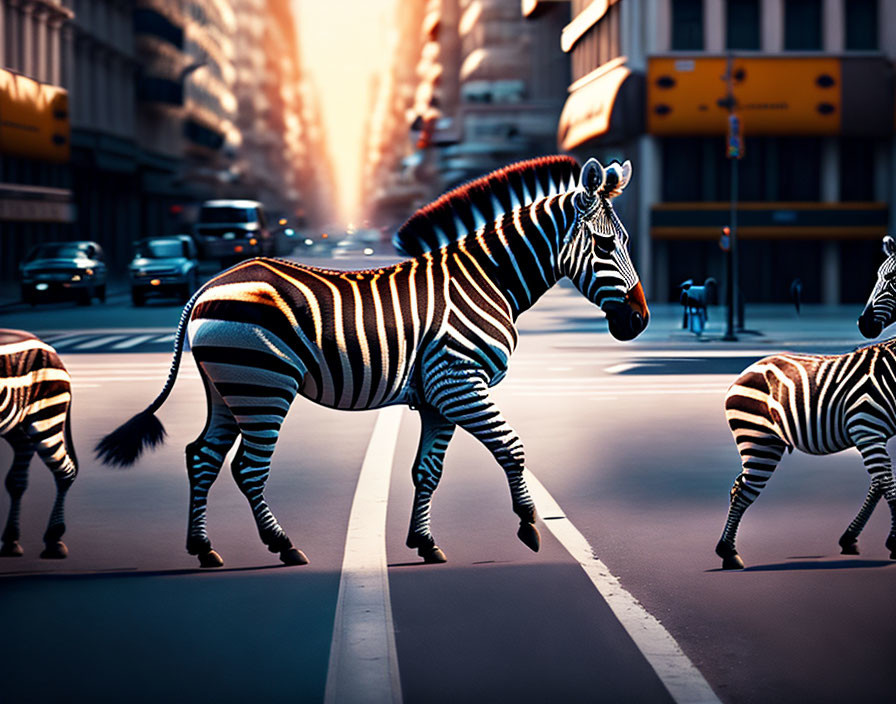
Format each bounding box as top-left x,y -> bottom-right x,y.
36,330 -> 180,353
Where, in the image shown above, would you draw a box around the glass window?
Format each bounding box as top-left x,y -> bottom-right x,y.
784,0 -> 822,51
777,138 -> 821,200
839,138 -> 875,201
845,0 -> 878,51
726,0 -> 760,50
661,138 -> 704,201
671,0 -> 703,51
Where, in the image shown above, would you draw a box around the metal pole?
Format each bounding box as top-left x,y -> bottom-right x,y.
722,54 -> 738,342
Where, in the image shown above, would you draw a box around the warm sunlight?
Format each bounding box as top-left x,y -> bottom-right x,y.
295,0 -> 398,224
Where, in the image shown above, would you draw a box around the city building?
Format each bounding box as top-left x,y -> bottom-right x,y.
543,0 -> 896,303
0,0 -> 74,282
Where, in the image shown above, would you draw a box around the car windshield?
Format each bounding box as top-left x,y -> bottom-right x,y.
135,240 -> 184,259
199,206 -> 256,224
28,243 -> 88,260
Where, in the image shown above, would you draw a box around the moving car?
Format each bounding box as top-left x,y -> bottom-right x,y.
129,235 -> 200,306
193,199 -> 272,266
20,241 -> 107,305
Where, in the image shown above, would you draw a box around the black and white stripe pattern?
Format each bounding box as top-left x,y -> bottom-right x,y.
0,329 -> 78,559
97,155 -> 649,567
717,234 -> 896,569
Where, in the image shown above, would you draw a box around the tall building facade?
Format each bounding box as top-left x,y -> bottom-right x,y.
542,0 -> 896,303
0,0 -> 74,281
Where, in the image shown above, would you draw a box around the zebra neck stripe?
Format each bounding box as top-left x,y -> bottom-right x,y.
525,472 -> 721,704
325,406 -> 404,704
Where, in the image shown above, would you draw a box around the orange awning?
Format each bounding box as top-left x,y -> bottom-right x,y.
558,61 -> 631,150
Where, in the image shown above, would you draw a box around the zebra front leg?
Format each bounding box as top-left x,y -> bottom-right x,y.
1,432 -> 34,557
231,433 -> 308,566
28,421 -> 78,559
838,483 -> 881,555
716,435 -> 787,569
406,404 -> 456,563
851,437 -> 896,559
428,371 -> 540,552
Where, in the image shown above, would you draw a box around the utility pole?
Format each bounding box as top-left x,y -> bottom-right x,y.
722,53 -> 742,342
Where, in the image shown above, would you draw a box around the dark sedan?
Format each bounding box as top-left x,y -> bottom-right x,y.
20,241 -> 107,305
129,235 -> 200,306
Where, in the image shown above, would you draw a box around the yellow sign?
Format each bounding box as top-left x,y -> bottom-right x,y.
0,69 -> 70,162
647,57 -> 841,135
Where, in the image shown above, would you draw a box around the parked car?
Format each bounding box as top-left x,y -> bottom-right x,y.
129,235 -> 200,306
193,199 -> 273,266
20,241 -> 107,305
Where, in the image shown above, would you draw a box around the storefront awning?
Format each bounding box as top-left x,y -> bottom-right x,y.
557,60 -> 643,150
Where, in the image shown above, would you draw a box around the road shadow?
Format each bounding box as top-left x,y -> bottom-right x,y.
0,563 -> 291,581
708,558 -> 896,572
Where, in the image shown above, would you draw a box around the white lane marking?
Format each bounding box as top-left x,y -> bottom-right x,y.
505,389 -> 725,398
526,473 -> 721,704
605,363 -> 637,374
47,335 -> 93,348
73,335 -> 125,350
153,333 -> 176,343
111,334 -> 156,350
325,406 -> 403,704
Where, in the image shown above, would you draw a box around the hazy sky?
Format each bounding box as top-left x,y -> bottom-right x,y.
295,0 -> 397,225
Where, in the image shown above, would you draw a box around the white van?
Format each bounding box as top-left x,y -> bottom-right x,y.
194,199 -> 273,265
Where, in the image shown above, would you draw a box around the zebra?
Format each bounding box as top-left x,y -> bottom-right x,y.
717,234 -> 896,569
0,329 -> 78,559
96,155 -> 649,568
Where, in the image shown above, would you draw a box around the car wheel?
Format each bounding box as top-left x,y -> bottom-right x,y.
97,284 -> 106,303
77,288 -> 92,306
131,288 -> 145,307
21,287 -> 35,306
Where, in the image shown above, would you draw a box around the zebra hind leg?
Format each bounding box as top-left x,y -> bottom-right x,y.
230,429 -> 307,567
185,382 -> 239,568
1,431 -> 34,557
838,483 -> 881,555
405,405 -> 455,563
716,432 -> 787,570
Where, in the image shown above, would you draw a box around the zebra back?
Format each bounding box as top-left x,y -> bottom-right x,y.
393,155 -> 580,256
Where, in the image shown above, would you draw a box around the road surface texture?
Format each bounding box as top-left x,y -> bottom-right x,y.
1,258 -> 894,703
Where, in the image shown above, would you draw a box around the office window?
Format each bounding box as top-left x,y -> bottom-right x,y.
671,0 -> 703,51
727,0 -> 760,50
784,0 -> 822,51
661,138 -> 704,201
845,0 -> 878,51
840,138 -> 875,201
778,138 -> 821,200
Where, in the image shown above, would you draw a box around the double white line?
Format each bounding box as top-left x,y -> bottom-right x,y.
325,407 -> 720,704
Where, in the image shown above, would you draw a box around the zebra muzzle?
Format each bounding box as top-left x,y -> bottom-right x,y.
603,283 -> 649,341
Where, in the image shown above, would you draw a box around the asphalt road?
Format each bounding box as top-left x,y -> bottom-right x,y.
1,269 -> 895,703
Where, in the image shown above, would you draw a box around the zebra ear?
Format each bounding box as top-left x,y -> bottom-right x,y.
600,161 -> 632,199
619,160 -> 632,191
580,158 -> 605,198
884,235 -> 896,257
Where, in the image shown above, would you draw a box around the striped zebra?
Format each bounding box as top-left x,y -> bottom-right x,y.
96,155 -> 649,568
717,234 -> 896,569
0,330 -> 78,559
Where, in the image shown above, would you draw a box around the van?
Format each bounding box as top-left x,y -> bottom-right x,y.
194,199 -> 273,265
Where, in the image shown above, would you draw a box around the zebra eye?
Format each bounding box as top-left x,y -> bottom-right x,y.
593,235 -> 616,255
884,269 -> 896,282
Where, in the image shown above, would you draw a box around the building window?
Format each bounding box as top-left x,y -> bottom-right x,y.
845,0 -> 878,51
839,138 -> 875,201
784,0 -> 822,51
671,0 -> 703,51
726,0 -> 760,50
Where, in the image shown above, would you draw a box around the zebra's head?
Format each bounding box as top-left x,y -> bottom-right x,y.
561,158 -> 649,341
858,235 -> 896,339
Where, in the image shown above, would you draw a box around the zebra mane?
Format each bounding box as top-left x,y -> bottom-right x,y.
392,155 -> 581,256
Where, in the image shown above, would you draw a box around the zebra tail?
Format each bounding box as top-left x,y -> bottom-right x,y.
95,287 -> 203,468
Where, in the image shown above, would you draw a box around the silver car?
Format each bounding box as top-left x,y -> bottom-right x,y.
129,235 -> 200,306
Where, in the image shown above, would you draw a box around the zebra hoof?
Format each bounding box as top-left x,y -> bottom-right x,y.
0,541 -> 24,557
419,545 -> 447,563
517,522 -> 541,552
838,533 -> 860,554
280,548 -> 309,566
198,550 -> 224,568
721,554 -> 745,570
40,541 -> 68,559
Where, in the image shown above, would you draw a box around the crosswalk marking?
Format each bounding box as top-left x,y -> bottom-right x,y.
111,334 -> 156,349
73,335 -> 126,350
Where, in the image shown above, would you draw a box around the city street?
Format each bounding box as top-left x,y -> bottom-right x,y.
2,261 -> 894,704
